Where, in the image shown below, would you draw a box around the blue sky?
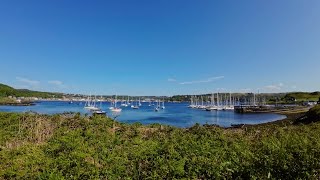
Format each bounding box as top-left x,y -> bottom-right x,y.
0,0 -> 319,96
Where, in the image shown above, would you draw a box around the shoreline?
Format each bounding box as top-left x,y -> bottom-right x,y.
227,109 -> 308,129
0,109 -> 305,129
0,102 -> 35,106
0,97 -> 35,106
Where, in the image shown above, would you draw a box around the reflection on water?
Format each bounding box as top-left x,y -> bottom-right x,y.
0,101 -> 286,128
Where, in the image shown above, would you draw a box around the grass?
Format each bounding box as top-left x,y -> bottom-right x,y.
0,106 -> 320,179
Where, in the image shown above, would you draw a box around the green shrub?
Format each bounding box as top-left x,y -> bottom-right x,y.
1,112 -> 320,179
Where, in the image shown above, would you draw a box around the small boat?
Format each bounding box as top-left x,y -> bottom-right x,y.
206,106 -> 218,111
93,110 -> 106,115
85,106 -> 100,111
223,106 -> 235,111
111,108 -> 122,112
132,106 -> 139,109
188,105 -> 196,108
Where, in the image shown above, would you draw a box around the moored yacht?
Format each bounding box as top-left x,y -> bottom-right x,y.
110,95 -> 122,112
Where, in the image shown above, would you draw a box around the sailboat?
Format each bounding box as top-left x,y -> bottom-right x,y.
121,100 -> 128,107
198,96 -> 207,109
154,100 -> 159,111
127,96 -> 131,105
138,97 -> 142,106
154,99 -> 160,111
223,92 -> 234,110
206,93 -> 218,111
216,93 -> 223,110
84,94 -> 100,111
111,95 -> 122,112
161,98 -> 165,109
93,96 -> 106,115
131,98 -> 139,109
189,96 -> 197,108
109,98 -> 115,110
120,95 -> 128,107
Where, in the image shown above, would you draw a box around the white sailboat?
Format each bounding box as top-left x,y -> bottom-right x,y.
138,97 -> 142,106
120,96 -> 129,107
111,95 -> 122,112
198,96 -> 207,109
109,98 -> 115,110
131,98 -> 139,109
93,96 -> 106,114
216,93 -> 223,110
189,96 -> 197,108
154,99 -> 160,111
206,93 -> 218,111
127,96 -> 131,105
84,94 -> 100,111
161,98 -> 165,109
121,100 -> 128,107
224,92 -> 234,110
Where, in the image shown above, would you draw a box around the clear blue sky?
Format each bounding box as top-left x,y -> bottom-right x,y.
0,0 -> 319,96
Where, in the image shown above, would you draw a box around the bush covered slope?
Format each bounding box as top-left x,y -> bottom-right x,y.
0,111 -> 320,179
294,105 -> 320,124
0,83 -> 62,98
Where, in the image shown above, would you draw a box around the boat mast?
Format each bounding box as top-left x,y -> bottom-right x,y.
217,93 -> 219,107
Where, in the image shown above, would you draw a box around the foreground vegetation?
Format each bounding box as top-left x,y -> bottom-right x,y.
0,106 -> 320,179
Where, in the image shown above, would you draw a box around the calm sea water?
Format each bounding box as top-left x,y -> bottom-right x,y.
0,101 -> 286,128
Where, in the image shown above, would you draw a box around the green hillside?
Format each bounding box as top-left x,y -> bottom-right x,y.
0,83 -> 62,98
284,92 -> 320,102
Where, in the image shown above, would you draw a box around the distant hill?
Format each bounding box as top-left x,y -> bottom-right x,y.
170,92 -> 320,104
0,83 -> 63,98
284,92 -> 320,102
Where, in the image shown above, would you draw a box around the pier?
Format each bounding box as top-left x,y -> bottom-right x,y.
234,105 -> 264,113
